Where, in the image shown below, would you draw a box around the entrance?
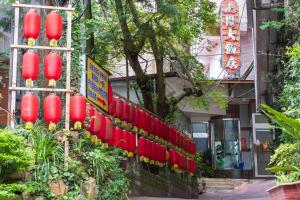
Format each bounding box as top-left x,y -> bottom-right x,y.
252,113 -> 275,177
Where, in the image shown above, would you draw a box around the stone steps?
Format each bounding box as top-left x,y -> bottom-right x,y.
200,178 -> 249,192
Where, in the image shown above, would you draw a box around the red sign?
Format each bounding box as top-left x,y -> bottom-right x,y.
221,0 -> 241,74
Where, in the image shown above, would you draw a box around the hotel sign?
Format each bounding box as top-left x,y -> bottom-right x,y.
86,57 -> 109,112
221,0 -> 241,74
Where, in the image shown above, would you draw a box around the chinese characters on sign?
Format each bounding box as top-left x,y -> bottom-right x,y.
221,0 -> 241,74
87,57 -> 109,112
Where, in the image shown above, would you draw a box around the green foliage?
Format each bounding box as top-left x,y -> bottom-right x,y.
0,130 -> 34,182
72,134 -> 129,200
261,104 -> 300,140
266,142 -> 300,183
260,3 -> 300,112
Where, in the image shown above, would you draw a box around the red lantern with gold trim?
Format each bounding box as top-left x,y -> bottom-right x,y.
44,52 -> 62,87
43,94 -> 62,131
22,50 -> 39,88
122,101 -> 130,122
128,104 -> 136,125
21,93 -> 38,129
128,132 -> 136,157
113,127 -> 124,148
46,11 -> 63,47
70,94 -> 86,130
85,103 -> 95,133
138,137 -> 147,162
23,10 -> 40,46
114,98 -> 123,119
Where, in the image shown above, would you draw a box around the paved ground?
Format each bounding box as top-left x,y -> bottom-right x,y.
130,179 -> 276,200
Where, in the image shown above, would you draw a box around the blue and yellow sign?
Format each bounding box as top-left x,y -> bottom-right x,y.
86,57 -> 109,112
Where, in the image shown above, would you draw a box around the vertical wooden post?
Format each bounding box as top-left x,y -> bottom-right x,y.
64,1 -> 73,168
10,0 -> 20,128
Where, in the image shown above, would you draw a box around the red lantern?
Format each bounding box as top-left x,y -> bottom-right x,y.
70,94 -> 86,130
169,149 -> 178,169
91,111 -> 102,135
122,101 -> 130,122
43,94 -> 62,131
108,84 -> 113,112
138,137 -> 147,162
46,11 -> 63,47
128,132 -> 136,157
109,96 -> 116,115
114,98 -> 123,119
23,10 -> 40,46
96,114 -> 113,147
128,104 -> 135,125
113,127 -> 124,148
44,52 -> 62,87
85,103 -> 95,133
22,50 -> 39,88
21,93 -> 38,129
170,127 -> 177,145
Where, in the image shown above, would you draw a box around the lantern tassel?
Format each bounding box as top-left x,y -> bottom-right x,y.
74,121 -> 82,130
49,39 -> 58,47
24,122 -> 34,130
27,38 -> 35,46
128,152 -> 133,158
48,79 -> 56,87
48,122 -> 56,131
25,79 -> 33,88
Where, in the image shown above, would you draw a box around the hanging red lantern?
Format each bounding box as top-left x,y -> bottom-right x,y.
108,85 -> 113,113
128,104 -> 136,125
23,9 -> 40,46
128,132 -> 136,157
114,98 -> 123,119
96,114 -> 113,147
44,52 -> 62,87
92,110 -> 102,135
104,117 -> 114,146
22,50 -> 39,88
138,137 -> 147,162
43,94 -> 62,131
169,149 -> 178,170
21,93 -> 38,129
70,94 -> 86,130
122,101 -> 130,122
85,103 -> 95,133
109,96 -> 116,115
46,11 -> 63,47
113,127 -> 124,149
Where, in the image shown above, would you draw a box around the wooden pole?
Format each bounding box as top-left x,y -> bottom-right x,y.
64,0 -> 73,168
10,0 -> 20,128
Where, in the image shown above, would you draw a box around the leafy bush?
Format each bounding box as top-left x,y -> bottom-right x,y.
0,129 -> 34,182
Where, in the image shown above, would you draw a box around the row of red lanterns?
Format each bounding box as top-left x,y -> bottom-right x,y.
22,51 -> 62,87
85,103 -> 136,157
138,137 -> 167,167
169,149 -> 196,175
23,10 -> 62,47
21,93 -> 86,130
109,95 -> 196,156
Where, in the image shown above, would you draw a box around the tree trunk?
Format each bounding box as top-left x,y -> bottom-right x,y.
85,0 -> 95,56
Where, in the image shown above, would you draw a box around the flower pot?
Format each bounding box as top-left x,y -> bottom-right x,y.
267,181 -> 300,200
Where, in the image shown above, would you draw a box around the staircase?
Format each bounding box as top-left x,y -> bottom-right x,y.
200,178 -> 249,192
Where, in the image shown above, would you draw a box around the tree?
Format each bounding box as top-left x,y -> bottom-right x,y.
260,2 -> 300,116
86,0 -> 218,120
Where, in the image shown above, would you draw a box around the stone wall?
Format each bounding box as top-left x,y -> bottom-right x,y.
127,162 -> 198,199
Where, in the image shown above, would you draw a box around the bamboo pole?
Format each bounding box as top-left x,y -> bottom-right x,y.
12,3 -> 75,11
64,0 -> 73,168
10,0 -> 20,128
11,44 -> 73,51
9,86 -> 72,92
